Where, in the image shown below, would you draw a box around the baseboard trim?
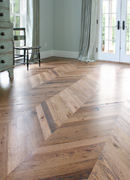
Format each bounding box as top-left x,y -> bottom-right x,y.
40,50 -> 53,59
41,50 -> 79,59
53,50 -> 79,59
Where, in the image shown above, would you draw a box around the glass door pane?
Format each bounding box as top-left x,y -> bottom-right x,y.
126,1 -> 130,54
98,0 -> 121,62
120,0 -> 130,63
102,0 -> 117,54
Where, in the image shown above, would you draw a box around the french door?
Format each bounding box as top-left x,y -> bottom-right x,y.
98,0 -> 130,63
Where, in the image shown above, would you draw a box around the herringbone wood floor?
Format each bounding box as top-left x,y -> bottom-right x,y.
0,57 -> 130,180
89,98 -> 130,180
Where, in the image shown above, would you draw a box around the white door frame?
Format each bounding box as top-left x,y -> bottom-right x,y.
97,0 -> 121,62
120,0 -> 130,63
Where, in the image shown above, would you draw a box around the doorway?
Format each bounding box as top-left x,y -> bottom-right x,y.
98,0 -> 130,63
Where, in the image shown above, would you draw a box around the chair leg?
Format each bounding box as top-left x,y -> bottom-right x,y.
27,50 -> 29,71
24,49 -> 26,65
38,49 -> 40,67
13,47 -> 15,65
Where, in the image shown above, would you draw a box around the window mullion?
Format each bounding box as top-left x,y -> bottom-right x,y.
14,15 -> 16,28
12,0 -> 14,13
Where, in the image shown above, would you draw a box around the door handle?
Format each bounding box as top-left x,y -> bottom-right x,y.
122,21 -> 125,30
117,21 -> 120,30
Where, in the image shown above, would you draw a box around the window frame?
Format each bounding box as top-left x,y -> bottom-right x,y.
10,0 -> 26,28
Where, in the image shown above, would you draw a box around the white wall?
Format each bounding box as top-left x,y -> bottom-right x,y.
40,0 -> 82,59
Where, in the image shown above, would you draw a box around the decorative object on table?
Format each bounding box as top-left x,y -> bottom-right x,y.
0,0 -> 13,79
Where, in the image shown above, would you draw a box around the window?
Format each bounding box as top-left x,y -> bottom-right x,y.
102,0 -> 116,54
10,0 -> 27,60
10,0 -> 27,28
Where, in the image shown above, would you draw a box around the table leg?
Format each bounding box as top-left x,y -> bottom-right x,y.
27,50 -> 29,70
24,49 -> 26,65
38,49 -> 40,67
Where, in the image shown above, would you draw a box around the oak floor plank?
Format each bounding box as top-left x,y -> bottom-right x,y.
89,100 -> 130,180
0,57 -> 130,179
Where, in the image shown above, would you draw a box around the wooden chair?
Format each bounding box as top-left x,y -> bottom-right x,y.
13,28 -> 41,70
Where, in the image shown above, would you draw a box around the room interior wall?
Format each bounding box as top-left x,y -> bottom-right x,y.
53,0 -> 82,58
40,0 -> 54,58
40,0 -> 82,59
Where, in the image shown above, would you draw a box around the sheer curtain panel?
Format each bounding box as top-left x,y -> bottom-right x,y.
79,0 -> 97,62
26,0 -> 40,48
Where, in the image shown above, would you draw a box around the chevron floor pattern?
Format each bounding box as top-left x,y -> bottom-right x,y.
0,57 -> 130,180
89,98 -> 130,180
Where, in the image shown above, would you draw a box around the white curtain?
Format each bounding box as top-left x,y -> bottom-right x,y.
26,0 -> 33,47
26,0 -> 40,47
79,0 -> 97,62
26,0 -> 40,59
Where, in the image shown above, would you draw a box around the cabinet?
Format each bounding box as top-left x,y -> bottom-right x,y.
0,0 -> 13,79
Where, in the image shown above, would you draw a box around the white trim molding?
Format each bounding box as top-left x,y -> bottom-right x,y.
53,50 -> 79,59
40,50 -> 79,59
40,50 -> 54,59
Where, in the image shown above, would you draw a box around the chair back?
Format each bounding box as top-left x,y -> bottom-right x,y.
13,28 -> 26,47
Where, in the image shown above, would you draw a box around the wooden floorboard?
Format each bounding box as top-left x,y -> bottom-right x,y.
88,98 -> 130,180
0,57 -> 130,179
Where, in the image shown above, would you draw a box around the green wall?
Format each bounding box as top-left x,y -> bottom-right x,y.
40,0 -> 82,52
40,0 -> 53,52
53,0 -> 82,52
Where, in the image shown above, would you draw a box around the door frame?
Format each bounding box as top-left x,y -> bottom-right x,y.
120,0 -> 130,63
97,0 -> 122,62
